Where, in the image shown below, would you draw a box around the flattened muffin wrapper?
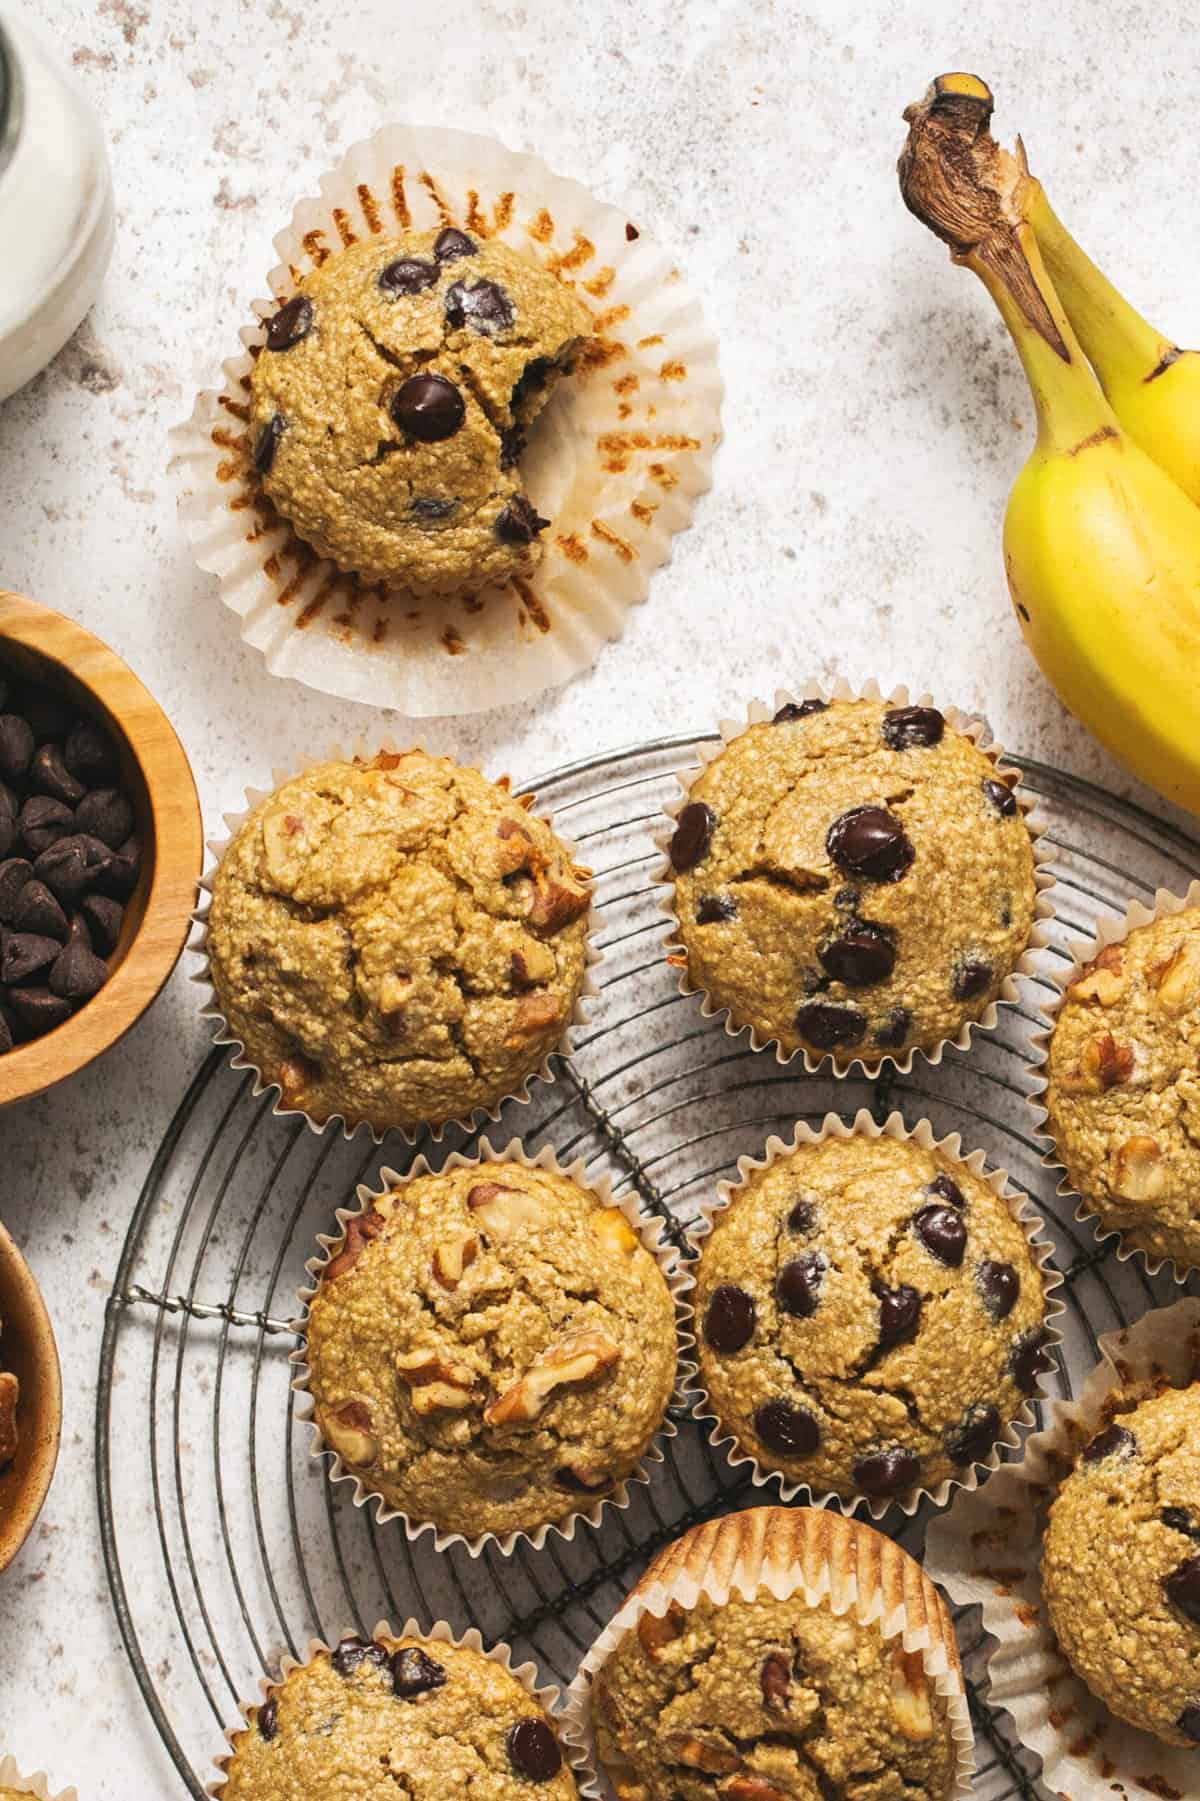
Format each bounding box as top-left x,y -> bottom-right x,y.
684,1107 -> 1065,1520
1027,877 -> 1200,1281
210,1615 -> 588,1795
561,1505 -> 975,1799
925,1297 -> 1200,1798
170,122 -> 722,717
652,676 -> 1056,1077
191,740 -> 602,1145
291,1134 -> 695,1559
0,1758 -> 76,1801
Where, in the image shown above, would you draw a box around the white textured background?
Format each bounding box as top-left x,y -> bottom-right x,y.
0,0 -> 1197,1791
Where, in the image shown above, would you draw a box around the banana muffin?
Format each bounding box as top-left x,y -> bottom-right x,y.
693,1132 -> 1051,1504
206,750 -> 591,1134
303,1159 -> 677,1542
1042,1383 -> 1200,1747
1044,904 -> 1200,1271
248,228 -> 593,597
222,1630 -> 577,1798
666,696 -> 1037,1065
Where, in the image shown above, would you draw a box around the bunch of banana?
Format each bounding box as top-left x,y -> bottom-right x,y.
898,74 -> 1200,813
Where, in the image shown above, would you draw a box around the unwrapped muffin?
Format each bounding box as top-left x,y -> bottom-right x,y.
205,750 -> 592,1134
248,228 -> 592,597
665,694 -> 1038,1065
301,1156 -> 677,1544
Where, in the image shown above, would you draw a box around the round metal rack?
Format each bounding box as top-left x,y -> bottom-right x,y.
98,733 -> 1200,1798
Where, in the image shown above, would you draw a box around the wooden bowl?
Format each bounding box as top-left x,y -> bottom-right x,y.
0,1220 -> 62,1573
0,590 -> 203,1107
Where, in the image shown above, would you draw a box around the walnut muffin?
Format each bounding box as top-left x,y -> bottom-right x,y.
1042,1384 -> 1200,1748
206,750 -> 591,1134
222,1630 -> 577,1798
666,696 -> 1037,1065
1045,904 -> 1200,1271
248,228 -> 592,597
693,1132 -> 1051,1505
303,1159 -> 677,1542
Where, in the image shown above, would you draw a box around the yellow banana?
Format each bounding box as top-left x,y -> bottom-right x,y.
900,74 -> 1200,814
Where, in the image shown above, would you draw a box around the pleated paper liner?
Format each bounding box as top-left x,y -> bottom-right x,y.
291,1136 -> 694,1559
210,1617 -> 587,1796
191,742 -> 601,1144
0,1758 -> 76,1801
562,1505 -> 975,1799
1028,878 -> 1200,1282
169,123 -> 722,716
653,677 -> 1056,1076
686,1107 -> 1065,1519
925,1297 -> 1200,1800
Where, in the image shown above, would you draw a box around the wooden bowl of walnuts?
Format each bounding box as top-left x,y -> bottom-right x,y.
0,590 -> 202,1107
0,1219 -> 61,1574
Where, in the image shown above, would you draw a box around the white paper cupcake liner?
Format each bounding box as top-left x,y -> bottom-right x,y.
1028,878 -> 1200,1281
210,1616 -> 587,1795
685,1107 -> 1065,1519
291,1135 -> 694,1558
653,677 -> 1056,1076
169,123 -> 722,716
562,1504 -> 975,1799
191,741 -> 601,1144
925,1297 -> 1200,1798
0,1758 -> 76,1801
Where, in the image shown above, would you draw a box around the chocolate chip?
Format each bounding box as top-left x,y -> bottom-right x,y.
392,1646 -> 448,1699
19,795 -> 75,857
49,934 -> 109,1000
494,494 -> 549,545
410,495 -> 457,520
434,227 -> 478,263
2,933 -> 61,986
0,716 -> 33,785
1082,1423 -> 1135,1464
772,698 -> 827,723
74,788 -> 134,850
35,835 -> 111,902
796,1000 -> 867,1050
754,1398 -> 820,1457
696,893 -> 737,923
874,1005 -> 912,1048
703,1283 -> 755,1353
445,278 -> 514,334
826,806 -> 914,883
1165,1556 -> 1200,1625
554,1466 -> 613,1494
97,834 -> 141,898
877,1284 -> 921,1346
80,894 -> 123,955
982,777 -> 1018,818
952,957 -> 993,1000
30,743 -> 86,804
0,859 -> 33,922
760,1652 -> 791,1710
833,885 -> 860,909
787,1200 -> 816,1234
945,1403 -> 1001,1466
257,1696 -> 278,1741
975,1259 -> 1019,1321
669,801 -> 715,872
1177,1704 -> 1200,1742
913,1204 -> 967,1267
882,705 -> 945,749
63,719 -> 118,786
9,879 -> 67,940
0,786 -> 15,858
265,294 -> 314,351
7,986 -> 71,1032
506,1719 -> 562,1782
391,373 -> 466,443
1009,1326 -> 1054,1395
926,1173 -> 965,1208
254,413 -> 286,474
854,1446 -> 921,1496
818,922 -> 896,987
777,1253 -> 824,1318
378,256 -> 439,296
499,424 -> 526,468
20,684 -> 75,742
1162,1508 -> 1200,1540
330,1635 -> 390,1678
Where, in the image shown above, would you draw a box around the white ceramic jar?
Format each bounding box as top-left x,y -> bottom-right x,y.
0,9 -> 114,402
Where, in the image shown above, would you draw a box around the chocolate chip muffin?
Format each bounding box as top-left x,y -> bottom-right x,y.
666,696 -> 1038,1065
303,1159 -> 677,1542
221,1630 -> 577,1798
1044,905 -> 1200,1272
1042,1384 -> 1200,1748
693,1131 -> 1052,1504
206,750 -> 591,1134
248,228 -> 592,597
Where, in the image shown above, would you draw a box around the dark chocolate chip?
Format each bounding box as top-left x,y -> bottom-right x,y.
982,777 -> 1018,818
1081,1423 -> 1135,1465
378,256 -> 439,296
882,705 -> 945,750
874,1005 -> 912,1048
254,413 -> 286,473
926,1172 -> 965,1208
507,1719 -> 562,1782
74,788 -> 135,850
669,801 -> 715,872
499,423 -> 526,468
257,1696 -> 278,1741
0,786 -> 14,858
97,835 -> 141,898
818,922 -> 896,987
19,684 -> 75,742
391,373 -> 466,443
0,859 -> 33,922
63,719 -> 118,786
772,698 -> 827,723
1010,1326 -> 1054,1395
1177,1704 -> 1200,1742
0,715 -> 34,785
796,1000 -> 867,1050
946,1403 -> 1002,1466
29,743 -> 86,805
330,1635 -> 390,1678
696,893 -> 737,924
265,294 -> 314,351
445,278 -> 515,334
760,1651 -> 791,1710
554,1466 -> 613,1494
975,1259 -> 1019,1321
9,879 -> 67,941
1165,1556 -> 1200,1625
434,227 -> 478,263
18,795 -> 75,858
2,933 -> 61,986
7,985 -> 72,1032
877,1284 -> 922,1346
80,894 -> 123,955
49,935 -> 109,1000
494,494 -> 549,545
410,495 -> 457,520
703,1283 -> 755,1353
35,835 -> 112,903
787,1199 -> 816,1234
392,1646 -> 448,1699
913,1204 -> 967,1267
854,1446 -> 921,1496
777,1253 -> 824,1318
754,1398 -> 820,1457
826,806 -> 914,883
952,957 -> 993,1000
1162,1508 -> 1200,1540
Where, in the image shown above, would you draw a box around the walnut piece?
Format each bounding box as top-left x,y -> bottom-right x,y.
759,1651 -> 790,1711
668,1736 -> 741,1776
395,1348 -> 476,1414
467,1181 -> 546,1242
323,1207 -> 388,1284
527,870 -> 590,931
1068,943 -> 1125,1005
510,941 -> 556,989
1113,1135 -> 1167,1202
723,1781 -> 790,1801
320,1398 -> 377,1468
504,990 -> 566,1046
432,1231 -> 479,1291
589,1206 -> 639,1257
1152,939 -> 1200,1015
890,1646 -> 934,1740
1091,1033 -> 1135,1089
0,1370 -> 19,1465
636,1600 -> 686,1660
484,1330 -> 621,1426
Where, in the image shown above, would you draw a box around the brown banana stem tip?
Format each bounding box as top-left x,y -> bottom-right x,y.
898,73 -> 1069,359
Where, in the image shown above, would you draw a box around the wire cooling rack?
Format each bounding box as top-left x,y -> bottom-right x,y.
97,733 -> 1200,1799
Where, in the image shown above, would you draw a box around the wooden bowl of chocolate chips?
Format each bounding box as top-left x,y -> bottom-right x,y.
0,590 -> 202,1107
0,1218 -> 61,1574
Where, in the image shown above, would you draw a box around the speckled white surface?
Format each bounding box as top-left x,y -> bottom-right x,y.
1,0 -> 1198,1791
